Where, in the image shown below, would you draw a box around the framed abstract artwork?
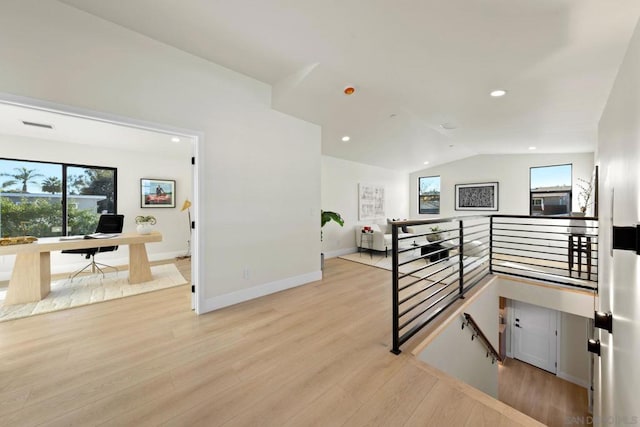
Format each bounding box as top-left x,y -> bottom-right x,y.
455,182 -> 498,211
358,183 -> 385,220
140,178 -> 176,208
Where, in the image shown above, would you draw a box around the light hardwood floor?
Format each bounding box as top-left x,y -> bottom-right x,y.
0,258 -> 542,426
499,358 -> 591,427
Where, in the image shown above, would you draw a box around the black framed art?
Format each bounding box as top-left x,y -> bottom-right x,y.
455,182 -> 498,211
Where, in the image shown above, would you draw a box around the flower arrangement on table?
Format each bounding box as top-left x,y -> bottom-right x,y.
135,215 -> 157,225
135,215 -> 157,234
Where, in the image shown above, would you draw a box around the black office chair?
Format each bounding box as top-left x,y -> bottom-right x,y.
63,214 -> 124,279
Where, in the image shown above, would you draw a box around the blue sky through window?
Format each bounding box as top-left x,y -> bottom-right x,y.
530,164 -> 572,189
0,159 -> 61,193
419,176 -> 440,194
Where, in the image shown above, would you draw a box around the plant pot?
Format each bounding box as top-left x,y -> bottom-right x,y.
569,213 -> 586,235
136,223 -> 154,235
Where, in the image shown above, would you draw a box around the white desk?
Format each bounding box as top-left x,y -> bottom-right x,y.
0,232 -> 162,305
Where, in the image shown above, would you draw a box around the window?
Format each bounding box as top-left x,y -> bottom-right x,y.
419,176 -> 440,214
0,158 -> 116,237
530,164 -> 572,216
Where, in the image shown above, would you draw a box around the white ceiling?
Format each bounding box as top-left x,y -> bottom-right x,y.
0,102 -> 193,155
51,1 -> 640,172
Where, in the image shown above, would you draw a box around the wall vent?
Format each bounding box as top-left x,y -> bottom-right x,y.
22,120 -> 53,129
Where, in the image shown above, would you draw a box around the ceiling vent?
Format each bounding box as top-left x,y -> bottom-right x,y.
22,120 -> 53,129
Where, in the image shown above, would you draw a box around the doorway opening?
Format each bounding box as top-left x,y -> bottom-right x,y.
0,93 -> 202,314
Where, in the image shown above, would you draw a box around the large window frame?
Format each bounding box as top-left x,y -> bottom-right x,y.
418,175 -> 441,214
0,157 -> 117,237
529,163 -> 572,216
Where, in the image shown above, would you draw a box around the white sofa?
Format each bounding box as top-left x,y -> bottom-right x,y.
355,223 -> 417,256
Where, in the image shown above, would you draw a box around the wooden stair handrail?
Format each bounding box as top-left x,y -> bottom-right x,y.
462,312 -> 503,363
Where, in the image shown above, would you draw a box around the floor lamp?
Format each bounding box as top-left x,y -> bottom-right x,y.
179,199 -> 192,259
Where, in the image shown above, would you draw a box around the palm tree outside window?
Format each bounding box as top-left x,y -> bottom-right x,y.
0,158 -> 117,237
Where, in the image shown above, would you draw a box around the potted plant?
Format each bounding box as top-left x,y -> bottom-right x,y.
569,177 -> 594,235
135,215 -> 156,235
575,177 -> 594,215
321,211 -> 344,239
427,226 -> 442,242
321,210 -> 344,269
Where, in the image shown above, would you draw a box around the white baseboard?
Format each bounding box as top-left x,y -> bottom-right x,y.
557,371 -> 589,388
323,247 -> 357,259
202,270 -> 322,313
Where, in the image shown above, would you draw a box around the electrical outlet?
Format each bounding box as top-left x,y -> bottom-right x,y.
243,267 -> 250,280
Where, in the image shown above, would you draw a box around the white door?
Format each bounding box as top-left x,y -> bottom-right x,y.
512,301 -> 558,373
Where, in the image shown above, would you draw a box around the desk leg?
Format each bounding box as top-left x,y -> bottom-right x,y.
129,243 -> 153,283
5,252 -> 51,305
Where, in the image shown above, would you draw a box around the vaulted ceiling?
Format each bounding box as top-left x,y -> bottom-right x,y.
58,0 -> 640,172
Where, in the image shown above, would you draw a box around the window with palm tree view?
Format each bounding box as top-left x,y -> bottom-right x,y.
0,158 -> 116,237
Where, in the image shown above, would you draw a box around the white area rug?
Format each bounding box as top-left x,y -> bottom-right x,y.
339,249 -> 486,282
339,249 -> 427,272
0,264 -> 187,322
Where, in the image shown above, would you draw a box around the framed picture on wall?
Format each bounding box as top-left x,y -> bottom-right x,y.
140,178 -> 176,208
358,183 -> 385,220
455,182 -> 498,211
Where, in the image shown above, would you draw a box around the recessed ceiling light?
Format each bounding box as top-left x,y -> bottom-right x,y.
423,161 -> 430,165
171,137 -> 181,143
440,123 -> 457,130
344,86 -> 355,95
341,136 -> 350,142
490,89 -> 507,97
529,146 -> 537,150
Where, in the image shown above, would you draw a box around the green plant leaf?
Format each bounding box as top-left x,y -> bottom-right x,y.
321,211 -> 344,228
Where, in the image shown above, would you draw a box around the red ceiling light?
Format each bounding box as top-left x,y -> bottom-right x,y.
343,86 -> 355,95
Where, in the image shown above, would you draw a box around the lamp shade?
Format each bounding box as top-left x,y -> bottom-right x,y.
181,199 -> 192,211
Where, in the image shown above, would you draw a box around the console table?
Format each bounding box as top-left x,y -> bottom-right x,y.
421,242 -> 450,262
0,232 -> 162,305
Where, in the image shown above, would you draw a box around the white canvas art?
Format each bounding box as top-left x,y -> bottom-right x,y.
359,183 -> 385,220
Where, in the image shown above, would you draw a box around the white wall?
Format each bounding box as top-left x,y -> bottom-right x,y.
409,153 -> 595,218
321,155 -> 409,257
418,280 -> 499,398
0,134 -> 191,279
558,312 -> 590,388
594,18 -> 640,423
495,277 -> 593,318
0,0 -> 321,312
